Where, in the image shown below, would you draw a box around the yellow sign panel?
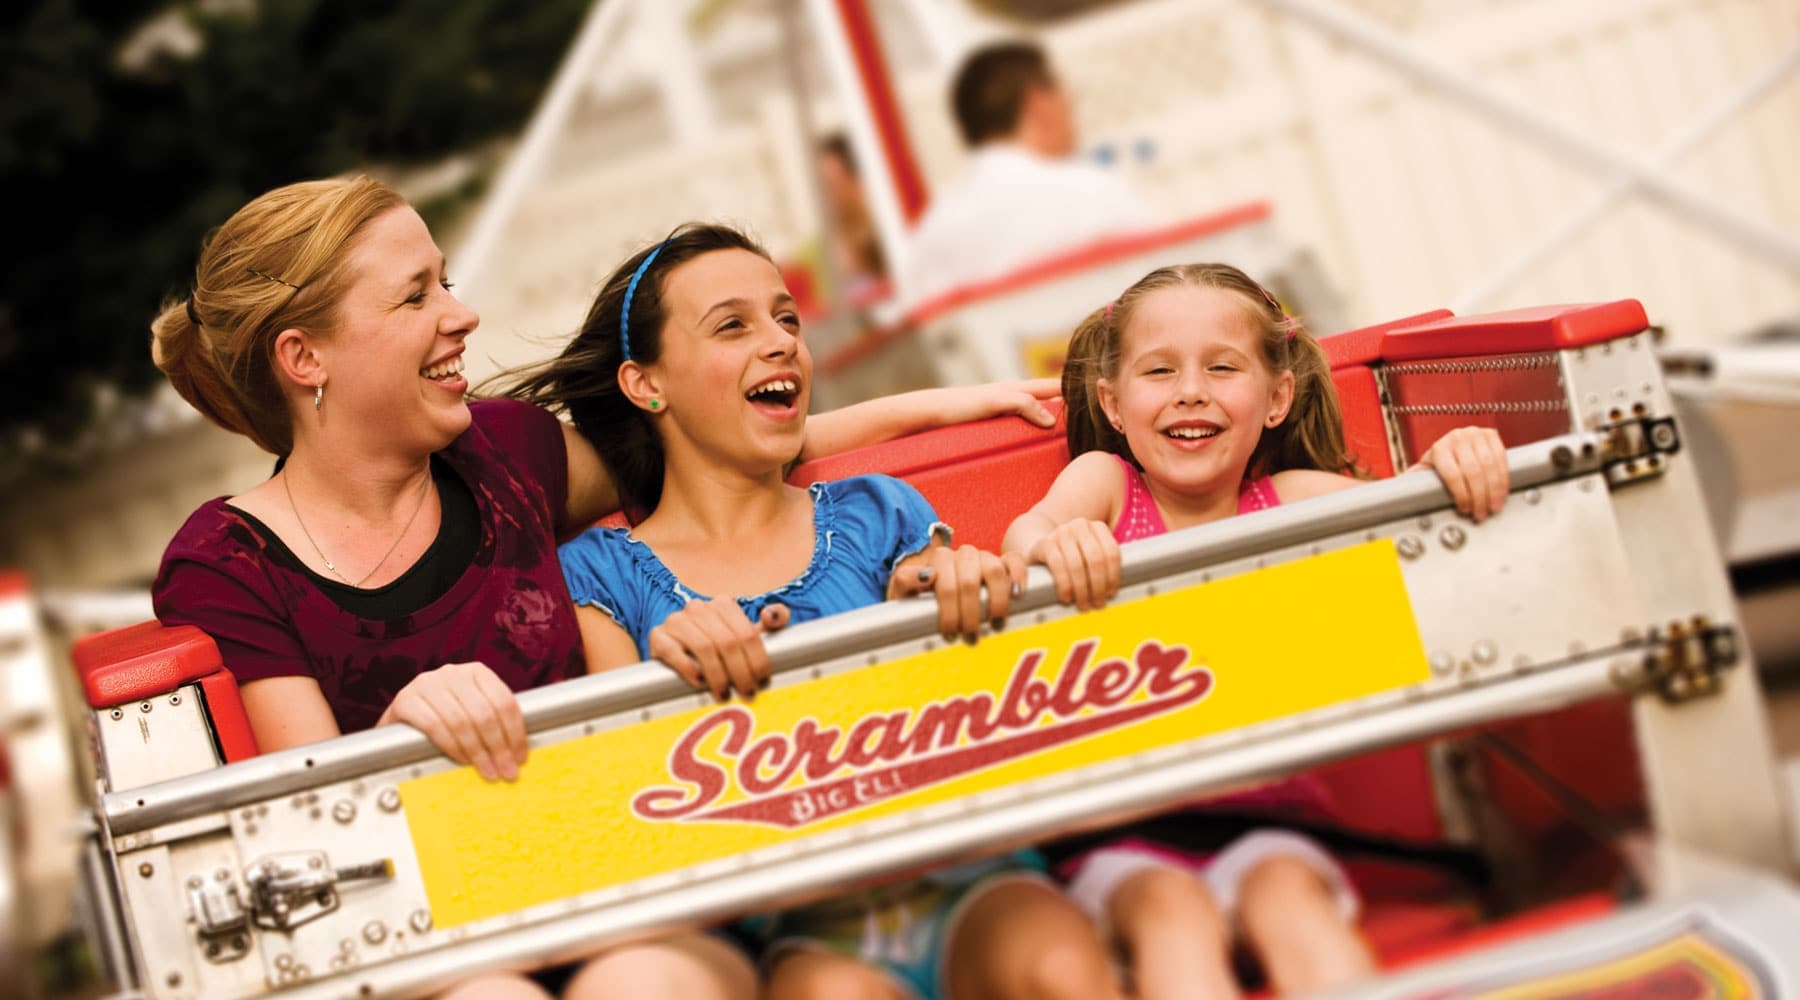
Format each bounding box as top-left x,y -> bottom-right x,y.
1439,929 -> 1765,999
403,541 -> 1429,928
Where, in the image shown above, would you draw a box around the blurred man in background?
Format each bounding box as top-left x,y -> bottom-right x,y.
898,40 -> 1156,310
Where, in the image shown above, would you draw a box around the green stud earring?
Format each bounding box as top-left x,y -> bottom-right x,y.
648,399 -> 660,411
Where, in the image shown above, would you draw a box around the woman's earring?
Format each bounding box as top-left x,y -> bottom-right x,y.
647,399 -> 661,411
314,383 -> 324,413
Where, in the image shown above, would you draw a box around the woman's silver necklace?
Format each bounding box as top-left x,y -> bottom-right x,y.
283,469 -> 434,588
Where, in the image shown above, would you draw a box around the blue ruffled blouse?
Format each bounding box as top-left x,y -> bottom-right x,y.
559,475 -> 939,658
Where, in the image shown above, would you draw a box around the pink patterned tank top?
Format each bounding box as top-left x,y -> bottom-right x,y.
1102,453 -> 1335,822
1111,454 -> 1281,543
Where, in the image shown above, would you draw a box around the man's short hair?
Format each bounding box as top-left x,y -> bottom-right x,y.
951,41 -> 1055,147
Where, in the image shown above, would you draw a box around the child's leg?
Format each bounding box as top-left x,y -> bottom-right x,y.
440,973 -> 554,1000
765,949 -> 908,1000
943,877 -> 1124,1000
562,931 -> 757,1000
1230,850 -> 1373,995
1109,866 -> 1242,1000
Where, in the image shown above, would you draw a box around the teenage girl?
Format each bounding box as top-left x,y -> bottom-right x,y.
512,224 -> 1126,1000
1003,263 -> 1509,999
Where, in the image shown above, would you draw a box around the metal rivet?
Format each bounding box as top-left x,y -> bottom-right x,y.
1416,516 -> 1432,531
1430,653 -> 1454,676
140,701 -> 153,714
275,953 -> 295,970
186,875 -> 203,889
138,863 -> 154,878
1438,525 -> 1466,550
1525,488 -> 1542,505
109,708 -> 123,720
376,788 -> 400,814
215,867 -> 230,882
1395,536 -> 1424,560
332,800 -> 356,824
1472,640 -> 1498,665
410,909 -> 432,934
363,921 -> 388,945
340,938 -> 356,954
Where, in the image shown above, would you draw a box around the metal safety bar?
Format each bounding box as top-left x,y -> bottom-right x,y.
100,436 -> 1726,998
103,432 -> 1608,839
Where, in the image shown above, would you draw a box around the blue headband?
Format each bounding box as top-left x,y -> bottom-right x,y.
620,241 -> 669,362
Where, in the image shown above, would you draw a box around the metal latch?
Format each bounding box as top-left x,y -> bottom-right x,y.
1618,617 -> 1740,703
187,870 -> 251,963
1598,414 -> 1680,487
244,851 -> 394,932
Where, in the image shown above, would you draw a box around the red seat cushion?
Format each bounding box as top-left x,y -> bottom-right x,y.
789,403 -> 1070,554
72,621 -> 224,710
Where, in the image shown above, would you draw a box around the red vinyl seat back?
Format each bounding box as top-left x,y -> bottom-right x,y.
789,402 -> 1071,554
72,621 -> 260,764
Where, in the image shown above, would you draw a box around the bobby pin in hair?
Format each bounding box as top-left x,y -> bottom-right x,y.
185,295 -> 202,326
247,267 -> 303,291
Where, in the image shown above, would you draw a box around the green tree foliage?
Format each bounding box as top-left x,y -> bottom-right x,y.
0,0 -> 588,440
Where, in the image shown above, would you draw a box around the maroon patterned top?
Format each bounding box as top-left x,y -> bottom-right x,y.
153,400 -> 585,735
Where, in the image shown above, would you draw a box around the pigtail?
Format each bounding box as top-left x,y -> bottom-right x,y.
1251,320 -> 1363,478
1062,305 -> 1133,462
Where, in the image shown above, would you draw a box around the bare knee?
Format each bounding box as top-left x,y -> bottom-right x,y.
1239,855 -> 1337,918
1111,865 -> 1229,947
766,951 -> 903,1000
1238,856 -> 1372,994
1017,934 -> 1122,1000
438,973 -> 553,1000
564,936 -> 755,1000
950,880 -> 1120,1000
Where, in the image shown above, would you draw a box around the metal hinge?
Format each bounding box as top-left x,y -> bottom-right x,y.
1598,414 -> 1680,487
1613,618 -> 1740,703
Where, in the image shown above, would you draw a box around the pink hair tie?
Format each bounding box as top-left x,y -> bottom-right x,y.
1254,282 -> 1298,342
1103,300 -> 1116,325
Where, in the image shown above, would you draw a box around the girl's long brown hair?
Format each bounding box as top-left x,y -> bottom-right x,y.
1061,262 -> 1360,479
491,223 -> 774,515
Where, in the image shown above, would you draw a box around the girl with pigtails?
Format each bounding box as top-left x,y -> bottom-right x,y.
1004,263 -> 1510,998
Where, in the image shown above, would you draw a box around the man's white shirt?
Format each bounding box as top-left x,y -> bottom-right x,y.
898,144 -> 1157,312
